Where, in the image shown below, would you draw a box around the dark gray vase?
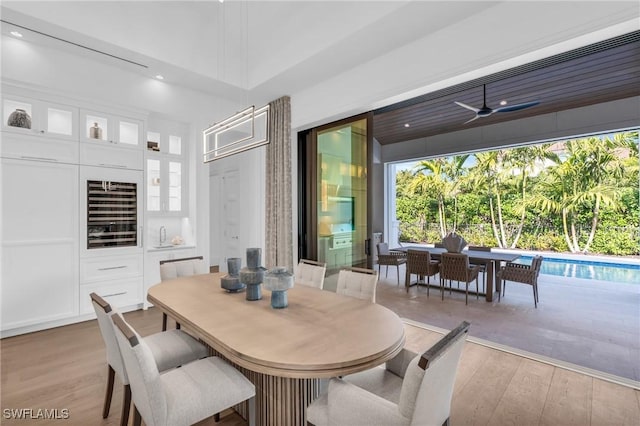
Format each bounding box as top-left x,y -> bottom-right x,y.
7,109 -> 31,129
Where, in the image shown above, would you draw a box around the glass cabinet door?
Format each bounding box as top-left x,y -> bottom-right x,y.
3,96 -> 78,140
147,159 -> 161,212
81,110 -> 143,147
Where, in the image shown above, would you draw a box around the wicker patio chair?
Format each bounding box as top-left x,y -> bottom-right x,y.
497,255 -> 543,308
405,249 -> 440,297
468,245 -> 491,293
377,243 -> 407,285
439,253 -> 481,305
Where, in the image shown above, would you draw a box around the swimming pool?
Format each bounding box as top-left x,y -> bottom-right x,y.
516,255 -> 640,284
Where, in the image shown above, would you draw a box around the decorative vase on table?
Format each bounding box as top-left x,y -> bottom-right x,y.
442,232 -> 468,253
264,267 -> 294,309
221,257 -> 245,292
240,248 -> 266,301
7,109 -> 31,129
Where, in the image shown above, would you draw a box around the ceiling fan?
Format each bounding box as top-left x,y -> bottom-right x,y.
454,84 -> 540,124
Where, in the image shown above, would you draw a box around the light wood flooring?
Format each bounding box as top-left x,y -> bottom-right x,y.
1,307 -> 638,425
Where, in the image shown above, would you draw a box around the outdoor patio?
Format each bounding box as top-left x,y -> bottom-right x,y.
326,265 -> 640,384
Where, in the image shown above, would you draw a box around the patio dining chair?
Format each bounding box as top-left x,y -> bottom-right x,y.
405,249 -> 440,297
376,242 -> 407,285
497,255 -> 543,308
467,245 -> 491,293
439,253 -> 481,305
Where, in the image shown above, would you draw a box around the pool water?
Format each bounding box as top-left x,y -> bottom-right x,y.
516,256 -> 640,284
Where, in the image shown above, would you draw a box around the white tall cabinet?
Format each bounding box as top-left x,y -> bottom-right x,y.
1,159 -> 79,329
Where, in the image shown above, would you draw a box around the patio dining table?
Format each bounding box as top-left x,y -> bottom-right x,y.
391,246 -> 520,302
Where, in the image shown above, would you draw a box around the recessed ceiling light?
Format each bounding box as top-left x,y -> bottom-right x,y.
10,31 -> 23,38
500,100 -> 508,106
155,75 -> 165,80
404,123 -> 410,128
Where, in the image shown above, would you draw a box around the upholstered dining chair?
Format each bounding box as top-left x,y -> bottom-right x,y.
336,267 -> 379,303
307,321 -> 470,426
91,293 -> 209,426
159,256 -> 207,330
467,245 -> 491,293
294,259 -> 327,289
497,255 -> 544,308
111,313 -> 256,426
439,253 -> 481,305
405,249 -> 440,296
376,242 -> 407,285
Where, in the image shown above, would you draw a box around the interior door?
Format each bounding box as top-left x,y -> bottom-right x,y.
299,113 -> 373,275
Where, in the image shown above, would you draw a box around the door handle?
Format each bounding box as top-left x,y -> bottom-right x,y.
365,238 -> 371,256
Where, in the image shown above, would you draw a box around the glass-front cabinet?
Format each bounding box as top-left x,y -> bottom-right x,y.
146,158 -> 184,214
145,119 -> 187,215
80,109 -> 143,148
2,95 -> 78,140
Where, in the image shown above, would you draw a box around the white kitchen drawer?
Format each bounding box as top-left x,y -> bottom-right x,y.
80,143 -> 143,170
79,277 -> 142,314
1,132 -> 79,164
81,254 -> 143,283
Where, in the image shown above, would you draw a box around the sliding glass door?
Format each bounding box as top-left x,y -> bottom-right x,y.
298,113 -> 373,275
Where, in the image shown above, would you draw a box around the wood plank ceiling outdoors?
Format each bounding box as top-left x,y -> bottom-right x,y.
373,31 -> 640,146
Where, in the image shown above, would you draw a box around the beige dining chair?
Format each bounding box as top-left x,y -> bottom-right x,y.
336,267 -> 379,303
294,259 -> 327,289
376,242 -> 407,285
91,293 -> 208,426
158,256 -> 207,330
439,253 -> 481,305
111,313 -> 256,426
497,255 -> 544,308
467,245 -> 491,293
307,321 -> 470,426
405,249 -> 440,296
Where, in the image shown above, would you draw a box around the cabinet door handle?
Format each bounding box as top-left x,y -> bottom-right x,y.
98,163 -> 127,168
102,291 -> 127,298
98,265 -> 127,271
20,155 -> 58,162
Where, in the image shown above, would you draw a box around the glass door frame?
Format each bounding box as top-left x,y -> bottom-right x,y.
297,111 -> 374,270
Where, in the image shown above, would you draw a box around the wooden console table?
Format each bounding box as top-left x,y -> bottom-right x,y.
148,273 -> 405,426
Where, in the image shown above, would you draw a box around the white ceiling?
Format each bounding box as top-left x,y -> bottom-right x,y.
2,1 -> 639,110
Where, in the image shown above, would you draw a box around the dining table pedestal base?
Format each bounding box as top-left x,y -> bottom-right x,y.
211,348 -> 325,426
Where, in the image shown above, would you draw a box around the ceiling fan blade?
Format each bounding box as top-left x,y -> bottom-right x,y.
454,101 -> 480,113
494,100 -> 540,113
463,115 -> 480,124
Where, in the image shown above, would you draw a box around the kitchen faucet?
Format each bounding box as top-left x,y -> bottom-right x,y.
159,226 -> 166,246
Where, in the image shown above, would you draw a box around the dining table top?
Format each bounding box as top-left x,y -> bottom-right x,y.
147,272 -> 406,379
392,245 -> 521,263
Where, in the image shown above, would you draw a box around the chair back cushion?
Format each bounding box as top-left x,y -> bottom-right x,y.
440,253 -> 471,282
377,242 -> 390,255
160,257 -> 207,281
400,321 -> 469,425
112,313 -> 167,426
336,268 -> 378,303
90,293 -> 128,384
295,260 -> 326,289
411,327 -> 467,425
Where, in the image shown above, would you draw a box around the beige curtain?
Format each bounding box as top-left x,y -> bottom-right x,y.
265,96 -> 293,271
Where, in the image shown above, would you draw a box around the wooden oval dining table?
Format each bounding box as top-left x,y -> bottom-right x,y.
147,272 -> 406,426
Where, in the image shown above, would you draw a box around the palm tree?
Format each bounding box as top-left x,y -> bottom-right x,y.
533,135 -> 627,253
503,144 -> 560,247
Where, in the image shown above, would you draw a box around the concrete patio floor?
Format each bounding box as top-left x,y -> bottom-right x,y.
325,265 -> 640,384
